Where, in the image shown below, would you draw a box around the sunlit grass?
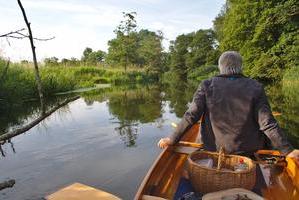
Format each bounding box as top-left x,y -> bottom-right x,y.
0,60 -> 157,104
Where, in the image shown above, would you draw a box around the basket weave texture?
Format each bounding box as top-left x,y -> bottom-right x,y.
187,149 -> 256,194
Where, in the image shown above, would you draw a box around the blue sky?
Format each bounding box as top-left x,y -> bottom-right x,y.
0,0 -> 225,61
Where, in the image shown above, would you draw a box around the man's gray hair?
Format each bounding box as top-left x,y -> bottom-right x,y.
218,51 -> 242,75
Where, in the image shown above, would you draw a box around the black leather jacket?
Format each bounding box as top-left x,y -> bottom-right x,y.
169,74 -> 293,155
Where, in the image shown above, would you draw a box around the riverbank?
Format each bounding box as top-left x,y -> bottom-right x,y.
0,60 -> 158,104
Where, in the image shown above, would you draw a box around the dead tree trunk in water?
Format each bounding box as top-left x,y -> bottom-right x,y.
0,179 -> 15,191
17,0 -> 45,114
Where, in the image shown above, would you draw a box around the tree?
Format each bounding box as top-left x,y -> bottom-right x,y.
137,29 -> 164,74
107,12 -> 138,71
169,33 -> 193,79
214,0 -> 299,81
61,58 -> 70,66
82,47 -> 106,65
82,47 -> 93,61
185,29 -> 218,71
87,50 -> 106,64
44,57 -> 58,66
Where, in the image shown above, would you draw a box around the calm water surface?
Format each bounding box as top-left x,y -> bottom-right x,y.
0,84 -> 298,200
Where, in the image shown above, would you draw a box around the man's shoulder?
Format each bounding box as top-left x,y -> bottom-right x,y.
242,76 -> 264,89
211,74 -> 264,88
199,75 -> 264,91
199,78 -> 213,89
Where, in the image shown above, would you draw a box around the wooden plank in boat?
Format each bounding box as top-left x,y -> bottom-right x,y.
134,124 -> 200,200
286,157 -> 299,189
46,183 -> 121,200
202,188 -> 263,200
173,146 -> 201,154
142,195 -> 167,200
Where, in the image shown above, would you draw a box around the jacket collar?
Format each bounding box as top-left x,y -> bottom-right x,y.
216,74 -> 245,78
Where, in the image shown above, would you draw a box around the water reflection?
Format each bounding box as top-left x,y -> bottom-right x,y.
113,121 -> 138,147
0,140 -> 16,157
1,81 -> 299,150
0,81 -> 298,200
0,96 -> 73,135
82,86 -> 164,147
163,79 -> 197,117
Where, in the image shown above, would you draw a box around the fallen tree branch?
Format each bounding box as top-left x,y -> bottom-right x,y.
0,179 -> 15,191
0,96 -> 80,142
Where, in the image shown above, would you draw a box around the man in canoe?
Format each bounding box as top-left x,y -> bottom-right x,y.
158,51 -> 299,162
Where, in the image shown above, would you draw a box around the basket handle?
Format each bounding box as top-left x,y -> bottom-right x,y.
217,147 -> 225,170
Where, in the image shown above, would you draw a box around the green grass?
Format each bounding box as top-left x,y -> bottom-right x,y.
0,60 -> 158,105
282,66 -> 299,106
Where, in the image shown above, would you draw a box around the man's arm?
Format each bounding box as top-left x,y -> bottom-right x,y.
255,86 -> 294,155
158,81 -> 207,148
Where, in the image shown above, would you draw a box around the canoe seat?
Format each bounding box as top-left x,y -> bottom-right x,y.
142,195 -> 167,200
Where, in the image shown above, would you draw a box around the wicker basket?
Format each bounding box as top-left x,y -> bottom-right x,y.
187,148 -> 256,194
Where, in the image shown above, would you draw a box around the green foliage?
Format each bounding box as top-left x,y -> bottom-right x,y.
44,57 -> 59,66
169,33 -> 193,78
83,47 -> 93,59
188,65 -> 219,81
81,85 -> 163,147
81,47 -> 106,65
0,58 -> 157,106
282,66 -> 299,105
106,12 -> 165,76
168,29 -> 219,80
137,30 -> 165,75
107,12 -> 138,71
61,57 -> 81,66
215,0 -> 299,81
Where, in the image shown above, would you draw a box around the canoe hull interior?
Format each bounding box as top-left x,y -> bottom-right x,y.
135,124 -> 299,200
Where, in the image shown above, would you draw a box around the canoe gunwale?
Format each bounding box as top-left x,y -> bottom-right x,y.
135,124 -> 299,200
134,124 -> 200,200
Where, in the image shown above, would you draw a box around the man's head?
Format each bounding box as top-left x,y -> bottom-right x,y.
218,51 -> 242,75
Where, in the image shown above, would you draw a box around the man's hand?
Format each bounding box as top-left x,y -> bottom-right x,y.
157,137 -> 171,149
287,149 -> 299,163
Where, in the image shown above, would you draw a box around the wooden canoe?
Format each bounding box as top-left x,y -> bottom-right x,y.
46,183 -> 121,200
134,124 -> 299,200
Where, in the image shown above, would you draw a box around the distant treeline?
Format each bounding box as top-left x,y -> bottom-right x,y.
2,1 -> 298,89
32,1 -> 298,83
167,0 -> 298,82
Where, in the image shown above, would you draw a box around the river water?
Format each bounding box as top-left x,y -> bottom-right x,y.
0,83 -> 298,200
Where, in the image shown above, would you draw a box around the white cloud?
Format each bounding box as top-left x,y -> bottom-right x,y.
0,0 -> 225,61
23,0 -> 98,13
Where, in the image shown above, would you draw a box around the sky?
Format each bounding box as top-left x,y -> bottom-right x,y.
0,0 -> 225,61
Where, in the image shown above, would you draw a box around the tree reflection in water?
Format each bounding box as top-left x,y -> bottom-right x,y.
83,85 -> 163,147
1,79 -> 298,149
113,120 -> 138,147
107,87 -> 163,147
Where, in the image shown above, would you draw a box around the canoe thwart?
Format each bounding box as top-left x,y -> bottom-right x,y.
142,195 -> 167,200
177,141 -> 203,148
173,146 -> 200,154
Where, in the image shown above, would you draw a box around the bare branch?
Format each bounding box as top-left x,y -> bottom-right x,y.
0,28 -> 55,41
33,36 -> 55,41
0,28 -> 25,38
